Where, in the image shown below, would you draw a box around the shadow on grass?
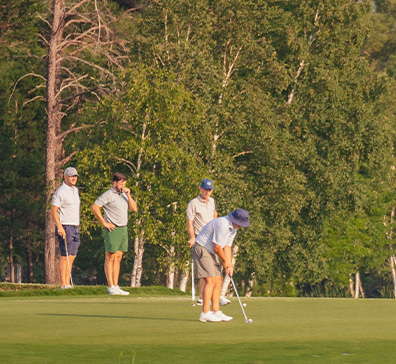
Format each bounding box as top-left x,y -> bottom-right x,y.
38,313 -> 195,322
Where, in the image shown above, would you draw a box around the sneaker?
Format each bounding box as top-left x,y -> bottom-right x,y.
219,296 -> 231,306
115,285 -> 130,296
196,298 -> 203,305
199,311 -> 222,323
60,285 -> 68,289
107,285 -> 119,295
213,310 -> 233,322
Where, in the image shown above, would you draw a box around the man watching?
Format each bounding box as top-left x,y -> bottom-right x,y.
51,167 -> 81,289
92,172 -> 137,295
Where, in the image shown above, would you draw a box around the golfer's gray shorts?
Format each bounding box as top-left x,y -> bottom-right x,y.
56,225 -> 80,256
191,243 -> 221,279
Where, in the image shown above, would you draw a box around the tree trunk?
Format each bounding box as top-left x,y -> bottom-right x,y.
392,256 -> 396,299
178,261 -> 190,292
44,0 -> 65,284
348,273 -> 355,298
245,272 -> 255,297
26,243 -> 34,283
221,244 -> 239,297
9,229 -> 14,283
166,245 -> 175,289
354,271 -> 365,298
130,225 -> 144,287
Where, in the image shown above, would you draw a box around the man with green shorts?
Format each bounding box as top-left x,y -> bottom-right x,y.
92,172 -> 137,295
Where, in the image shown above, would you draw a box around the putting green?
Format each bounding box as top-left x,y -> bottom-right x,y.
1,296 -> 396,363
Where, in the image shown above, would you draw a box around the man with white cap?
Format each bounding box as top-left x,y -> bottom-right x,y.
51,167 -> 80,289
187,178 -> 218,305
191,208 -> 250,322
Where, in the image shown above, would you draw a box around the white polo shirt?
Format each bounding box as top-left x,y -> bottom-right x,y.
51,182 -> 80,226
186,195 -> 216,236
94,187 -> 129,226
195,216 -> 237,255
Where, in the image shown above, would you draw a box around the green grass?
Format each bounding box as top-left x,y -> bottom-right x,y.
0,283 -> 186,297
1,293 -> 396,363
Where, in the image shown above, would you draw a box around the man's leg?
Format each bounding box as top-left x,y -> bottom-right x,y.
202,276 -> 216,313
67,255 -> 76,285
105,251 -> 115,287
211,276 -> 223,313
60,257 -> 68,287
198,278 -> 205,300
112,251 -> 123,286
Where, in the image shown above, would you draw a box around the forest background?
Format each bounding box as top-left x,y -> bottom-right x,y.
1,0 -> 396,298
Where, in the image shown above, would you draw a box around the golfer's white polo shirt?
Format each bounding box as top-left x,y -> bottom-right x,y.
51,182 -> 80,225
94,187 -> 129,226
186,195 -> 216,236
195,216 -> 237,255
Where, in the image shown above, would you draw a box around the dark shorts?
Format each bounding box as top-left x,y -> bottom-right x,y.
191,243 -> 221,279
103,226 -> 128,253
56,225 -> 80,256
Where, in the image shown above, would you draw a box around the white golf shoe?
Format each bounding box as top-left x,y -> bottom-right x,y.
115,286 -> 130,295
213,310 -> 233,322
219,296 -> 231,306
199,311 -> 222,323
107,285 -> 119,295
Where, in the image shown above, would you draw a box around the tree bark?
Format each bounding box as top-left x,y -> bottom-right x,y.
178,266 -> 189,292
221,244 -> 239,297
130,225 -> 144,287
26,243 -> 34,283
9,229 -> 14,283
166,245 -> 175,289
44,0 -> 66,284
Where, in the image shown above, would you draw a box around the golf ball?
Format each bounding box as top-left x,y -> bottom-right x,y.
247,319 -> 253,323
243,303 -> 246,307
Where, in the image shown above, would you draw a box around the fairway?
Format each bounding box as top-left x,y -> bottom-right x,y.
1,295 -> 396,363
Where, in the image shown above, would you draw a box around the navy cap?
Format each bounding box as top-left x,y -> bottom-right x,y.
200,178 -> 214,190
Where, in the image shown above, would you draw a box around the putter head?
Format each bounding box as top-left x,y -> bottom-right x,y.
246,319 -> 253,323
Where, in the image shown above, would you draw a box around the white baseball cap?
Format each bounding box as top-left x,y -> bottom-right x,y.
64,167 -> 79,176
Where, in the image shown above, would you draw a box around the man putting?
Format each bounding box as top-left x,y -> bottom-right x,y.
92,172 -> 137,295
191,208 -> 250,322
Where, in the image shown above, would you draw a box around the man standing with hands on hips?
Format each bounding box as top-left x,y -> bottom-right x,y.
92,172 -> 137,295
51,167 -> 81,289
191,208 -> 250,322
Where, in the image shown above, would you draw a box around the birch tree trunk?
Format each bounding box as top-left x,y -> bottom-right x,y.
130,225 -> 144,287
354,272 -> 365,298
178,266 -> 189,292
221,244 -> 239,297
391,256 -> 396,299
130,121 -> 147,287
166,245 -> 175,289
348,274 -> 355,298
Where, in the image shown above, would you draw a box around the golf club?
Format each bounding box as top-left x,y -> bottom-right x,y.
191,260 -> 196,306
64,240 -> 74,288
230,277 -> 253,323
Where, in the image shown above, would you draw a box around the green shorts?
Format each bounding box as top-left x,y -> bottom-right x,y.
103,226 -> 128,253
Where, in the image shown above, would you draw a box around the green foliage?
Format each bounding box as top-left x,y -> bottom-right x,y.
1,0 -> 396,297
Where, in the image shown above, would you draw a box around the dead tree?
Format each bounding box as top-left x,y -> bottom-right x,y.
39,0 -> 132,283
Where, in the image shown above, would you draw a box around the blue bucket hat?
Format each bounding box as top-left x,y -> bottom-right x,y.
201,178 -> 214,190
228,209 -> 250,227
